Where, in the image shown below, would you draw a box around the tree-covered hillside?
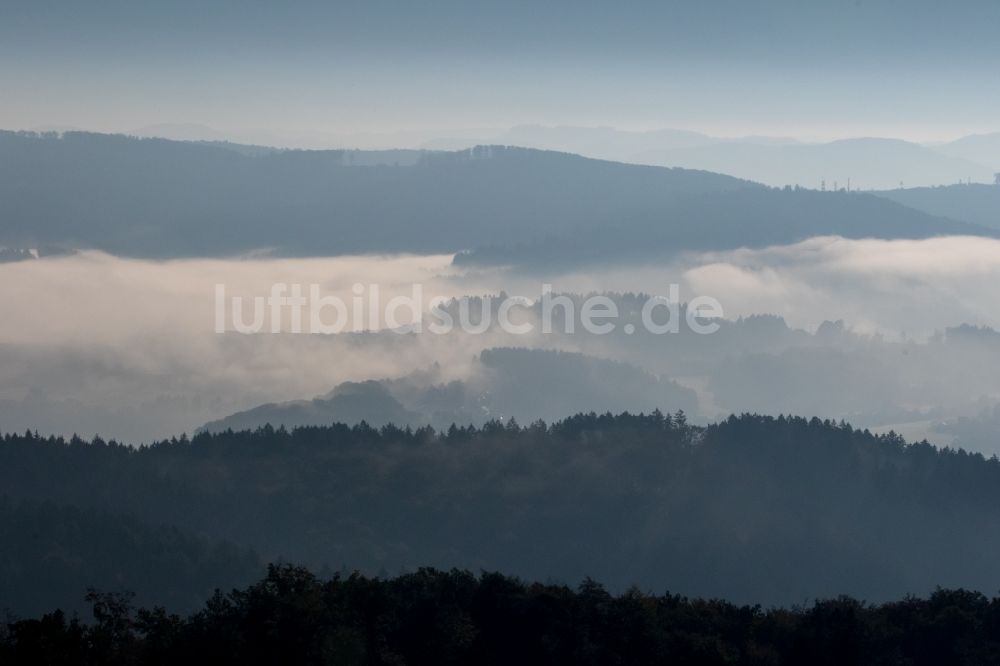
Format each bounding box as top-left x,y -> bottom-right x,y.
1,131 -> 990,264
0,131 -> 753,258
877,183 -> 1000,231
0,497 -> 261,617
4,564 -> 1000,666
200,347 -> 699,433
454,187 -> 991,268
3,412 -> 1000,612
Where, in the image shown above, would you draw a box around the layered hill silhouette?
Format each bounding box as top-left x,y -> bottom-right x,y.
1,131 -> 990,264
0,496 -> 261,617
934,131 -> 1000,172
428,125 -> 998,189
633,137 -> 995,190
0,131 -> 751,257
200,348 -> 699,433
877,183 -> 1000,230
454,187 -> 992,268
4,412 -> 1000,613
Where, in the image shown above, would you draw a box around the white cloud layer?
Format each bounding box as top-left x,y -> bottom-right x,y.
2,235 -> 999,440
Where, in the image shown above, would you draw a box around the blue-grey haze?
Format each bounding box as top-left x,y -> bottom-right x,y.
4,0 -> 1000,140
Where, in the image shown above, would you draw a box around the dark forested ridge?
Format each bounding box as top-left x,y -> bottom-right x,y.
453,187 -> 992,268
0,131 -> 752,258
0,497 -> 261,617
200,347 -> 699,433
4,412 -> 1000,616
6,564 -> 1000,666
877,183 -> 1000,231
0,131 -> 990,263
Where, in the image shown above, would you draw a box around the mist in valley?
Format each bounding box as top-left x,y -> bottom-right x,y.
3,236 -> 1000,452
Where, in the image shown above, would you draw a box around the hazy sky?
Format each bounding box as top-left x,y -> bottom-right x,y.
3,0 -> 1000,143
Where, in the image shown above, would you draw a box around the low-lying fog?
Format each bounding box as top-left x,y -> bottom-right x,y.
2,235 -> 999,446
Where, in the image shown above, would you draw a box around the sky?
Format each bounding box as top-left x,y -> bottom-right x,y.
3,0 -> 1000,144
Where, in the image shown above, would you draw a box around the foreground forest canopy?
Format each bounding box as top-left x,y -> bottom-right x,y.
5,564 -> 1000,666
4,412 -> 1000,615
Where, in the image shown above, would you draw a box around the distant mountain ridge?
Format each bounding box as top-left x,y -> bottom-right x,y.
634,137 -> 993,190
934,132 -> 1000,171
0,130 -> 754,258
200,347 -> 699,433
426,125 -> 999,189
66,122 -> 1000,185
455,187 -> 993,268
876,183 -> 1000,230
1,130 -> 991,265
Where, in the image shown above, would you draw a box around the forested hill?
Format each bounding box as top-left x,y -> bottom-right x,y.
0,497 -> 261,617
5,564 -> 1000,666
877,183 -> 1000,231
1,131 -> 990,263
3,412 -> 1000,613
199,347 -> 700,434
0,131 -> 753,258
454,187 -> 992,268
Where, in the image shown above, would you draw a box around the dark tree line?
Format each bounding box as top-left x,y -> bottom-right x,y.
5,564 -> 1000,666
4,412 -> 1000,613
0,497 -> 261,617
